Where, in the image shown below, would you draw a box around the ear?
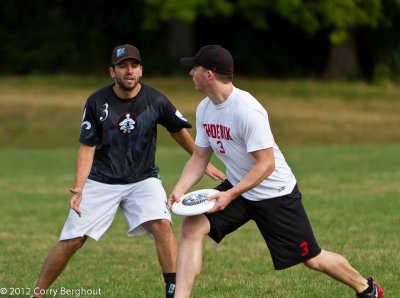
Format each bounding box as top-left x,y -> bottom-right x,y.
109,66 -> 115,79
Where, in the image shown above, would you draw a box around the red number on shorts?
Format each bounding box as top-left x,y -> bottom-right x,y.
216,140 -> 225,154
300,241 -> 309,257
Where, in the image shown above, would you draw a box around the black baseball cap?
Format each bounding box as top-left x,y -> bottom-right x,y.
180,45 -> 234,75
111,44 -> 141,65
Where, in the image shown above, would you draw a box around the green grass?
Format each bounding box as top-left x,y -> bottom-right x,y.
0,76 -> 399,297
0,145 -> 399,297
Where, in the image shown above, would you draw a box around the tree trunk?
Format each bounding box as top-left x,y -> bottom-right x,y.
323,29 -> 361,80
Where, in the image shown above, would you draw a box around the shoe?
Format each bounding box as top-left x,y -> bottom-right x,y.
356,278 -> 384,298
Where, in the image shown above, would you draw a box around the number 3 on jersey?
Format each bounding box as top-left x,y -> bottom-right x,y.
216,140 -> 225,154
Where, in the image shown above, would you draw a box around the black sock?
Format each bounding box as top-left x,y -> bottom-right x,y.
163,272 -> 176,298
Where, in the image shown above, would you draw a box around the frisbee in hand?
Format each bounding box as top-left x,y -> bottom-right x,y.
172,189 -> 219,216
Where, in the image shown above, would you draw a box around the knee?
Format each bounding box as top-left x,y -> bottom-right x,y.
60,236 -> 86,253
147,219 -> 174,237
181,215 -> 208,241
304,249 -> 345,272
304,256 -> 321,271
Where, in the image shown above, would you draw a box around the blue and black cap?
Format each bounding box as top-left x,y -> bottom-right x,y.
111,44 -> 141,65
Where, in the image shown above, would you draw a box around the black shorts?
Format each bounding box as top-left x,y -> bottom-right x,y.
206,180 -> 321,270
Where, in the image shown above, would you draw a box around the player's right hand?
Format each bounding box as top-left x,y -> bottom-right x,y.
168,189 -> 183,209
69,187 -> 82,217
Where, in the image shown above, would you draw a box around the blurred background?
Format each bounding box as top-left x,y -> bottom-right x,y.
1,2 -> 400,297
1,0 -> 400,83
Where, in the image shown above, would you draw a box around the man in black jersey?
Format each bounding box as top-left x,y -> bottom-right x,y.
32,44 -> 225,298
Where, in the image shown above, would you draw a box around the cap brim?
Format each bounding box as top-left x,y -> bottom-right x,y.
180,58 -> 198,67
113,56 -> 141,65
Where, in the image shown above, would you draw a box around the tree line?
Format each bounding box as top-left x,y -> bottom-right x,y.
1,0 -> 400,82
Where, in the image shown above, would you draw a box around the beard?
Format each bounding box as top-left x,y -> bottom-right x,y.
115,75 -> 139,91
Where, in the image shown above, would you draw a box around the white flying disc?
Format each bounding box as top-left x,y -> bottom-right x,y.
172,189 -> 219,216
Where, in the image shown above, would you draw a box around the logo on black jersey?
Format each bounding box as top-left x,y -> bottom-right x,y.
81,108 -> 92,130
175,109 -> 187,122
118,113 -> 136,133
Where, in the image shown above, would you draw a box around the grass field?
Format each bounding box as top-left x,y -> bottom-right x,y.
0,76 -> 399,297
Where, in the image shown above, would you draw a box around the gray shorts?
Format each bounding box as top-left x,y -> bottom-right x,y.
60,177 -> 171,241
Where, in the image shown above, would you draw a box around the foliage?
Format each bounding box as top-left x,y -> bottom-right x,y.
142,0 -> 233,29
0,1 -> 400,79
239,0 -> 378,44
144,0 -> 383,43
373,63 -> 391,86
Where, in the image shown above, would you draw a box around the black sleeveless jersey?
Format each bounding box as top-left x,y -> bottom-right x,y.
79,83 -> 192,184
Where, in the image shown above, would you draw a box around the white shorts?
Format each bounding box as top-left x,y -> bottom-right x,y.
60,177 -> 171,241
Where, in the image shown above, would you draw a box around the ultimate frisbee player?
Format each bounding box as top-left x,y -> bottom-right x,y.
32,44 -> 225,298
169,45 -> 384,298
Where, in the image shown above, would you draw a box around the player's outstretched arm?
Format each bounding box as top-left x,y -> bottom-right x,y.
69,144 -> 95,217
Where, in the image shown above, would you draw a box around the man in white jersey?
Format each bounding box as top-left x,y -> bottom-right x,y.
168,45 -> 384,298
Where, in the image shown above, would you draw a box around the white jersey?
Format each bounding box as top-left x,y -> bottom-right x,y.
195,87 -> 296,201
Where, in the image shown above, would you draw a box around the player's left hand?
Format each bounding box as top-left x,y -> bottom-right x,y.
205,163 -> 226,181
207,191 -> 234,213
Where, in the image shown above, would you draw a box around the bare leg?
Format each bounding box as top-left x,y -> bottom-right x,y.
174,215 -> 210,298
304,249 -> 369,293
34,237 -> 87,297
145,219 -> 178,273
